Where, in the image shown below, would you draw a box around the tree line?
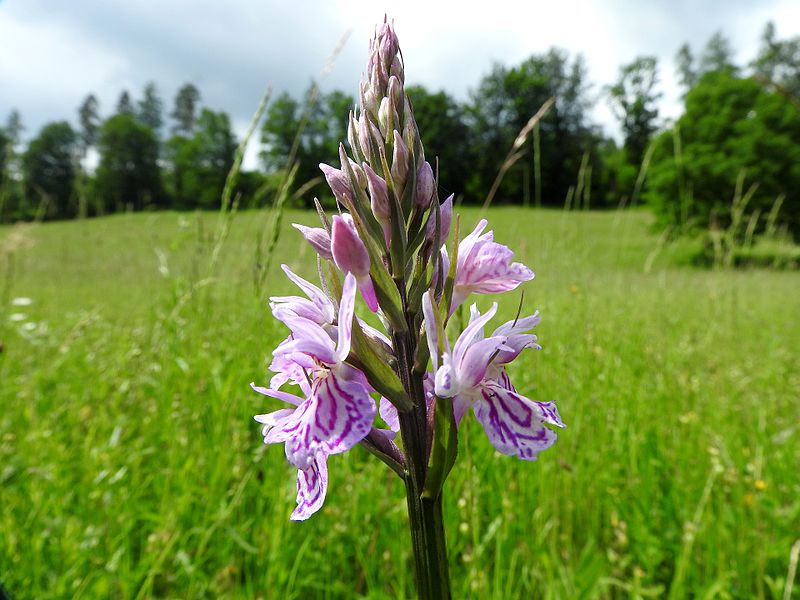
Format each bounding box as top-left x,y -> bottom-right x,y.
1,23 -> 798,238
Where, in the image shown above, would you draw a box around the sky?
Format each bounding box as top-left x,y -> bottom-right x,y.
2,0 -> 799,169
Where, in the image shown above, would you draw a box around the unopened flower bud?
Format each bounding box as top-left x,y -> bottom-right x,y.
425,193 -> 454,248
348,159 -> 367,191
331,214 -> 379,312
415,161 -> 434,209
331,215 -> 370,277
360,79 -> 378,117
347,111 -> 363,160
391,130 -> 410,191
387,76 -> 403,118
292,224 -> 332,261
378,97 -> 398,138
390,56 -> 404,83
358,114 -> 382,161
364,164 -> 390,222
320,163 -> 353,206
338,144 -> 366,192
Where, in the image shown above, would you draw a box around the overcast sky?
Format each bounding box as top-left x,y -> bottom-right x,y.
2,0 -> 799,168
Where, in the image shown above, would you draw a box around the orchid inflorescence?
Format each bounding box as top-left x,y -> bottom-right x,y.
252,18 -> 564,522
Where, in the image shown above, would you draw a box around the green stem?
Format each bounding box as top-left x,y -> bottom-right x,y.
403,470 -> 451,599
394,325 -> 452,600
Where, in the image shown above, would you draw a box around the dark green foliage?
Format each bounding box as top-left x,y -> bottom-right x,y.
405,86 -> 471,199
260,87 -> 353,206
646,71 -> 800,237
608,57 -> 661,168
22,121 -> 78,219
137,82 -> 164,135
165,109 -> 237,209
675,43 -> 697,93
171,83 -> 201,135
752,21 -> 800,99
78,94 -> 100,151
95,114 -> 162,213
4,109 -> 24,147
116,91 -> 134,116
699,31 -> 738,77
466,49 -> 600,206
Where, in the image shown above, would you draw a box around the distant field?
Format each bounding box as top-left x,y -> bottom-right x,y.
1,207 -> 798,599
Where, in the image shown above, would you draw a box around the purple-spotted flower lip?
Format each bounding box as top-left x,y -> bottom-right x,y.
423,292 -> 563,460
253,272 -> 377,518
450,219 -> 534,312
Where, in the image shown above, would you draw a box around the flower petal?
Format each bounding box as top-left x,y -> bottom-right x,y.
280,264 -> 336,323
290,453 -> 329,521
472,382 -> 560,461
452,302 -> 498,370
335,272 -> 357,361
284,370 -> 376,467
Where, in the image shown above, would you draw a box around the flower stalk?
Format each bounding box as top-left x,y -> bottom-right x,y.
251,17 -> 564,599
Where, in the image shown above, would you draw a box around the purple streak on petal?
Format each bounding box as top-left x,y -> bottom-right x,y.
335,272 -> 357,361
312,370 -> 376,456
434,358 -> 457,398
532,401 -> 566,429
291,453 -> 329,521
292,224 -> 333,261
473,382 -> 559,461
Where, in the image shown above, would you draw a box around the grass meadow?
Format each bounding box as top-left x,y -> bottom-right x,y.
1,207 -> 798,599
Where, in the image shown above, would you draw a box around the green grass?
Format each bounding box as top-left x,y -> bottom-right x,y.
1,207 -> 798,599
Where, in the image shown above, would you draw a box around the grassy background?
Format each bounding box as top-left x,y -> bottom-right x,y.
1,207 -> 798,599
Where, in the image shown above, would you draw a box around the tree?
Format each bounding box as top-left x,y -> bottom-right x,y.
5,110 -> 24,148
23,121 -> 78,218
78,94 -> 101,151
116,91 -> 134,116
467,49 -> 598,206
405,85 -> 471,198
138,82 -> 164,135
675,43 -> 697,93
646,71 -> 800,237
95,114 -> 162,213
608,56 -> 661,168
752,21 -> 800,99
699,31 -> 738,76
165,108 -> 237,208
260,86 -> 354,206
171,83 -> 201,135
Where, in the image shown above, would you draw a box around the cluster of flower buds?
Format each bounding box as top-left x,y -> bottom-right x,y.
253,18 -> 564,520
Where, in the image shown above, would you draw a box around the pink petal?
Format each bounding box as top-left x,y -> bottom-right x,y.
335,272 -> 357,361
458,336 -> 509,388
283,370 -> 376,468
379,397 -> 400,433
451,302 -> 498,370
472,382 -> 560,461
291,453 -> 329,521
